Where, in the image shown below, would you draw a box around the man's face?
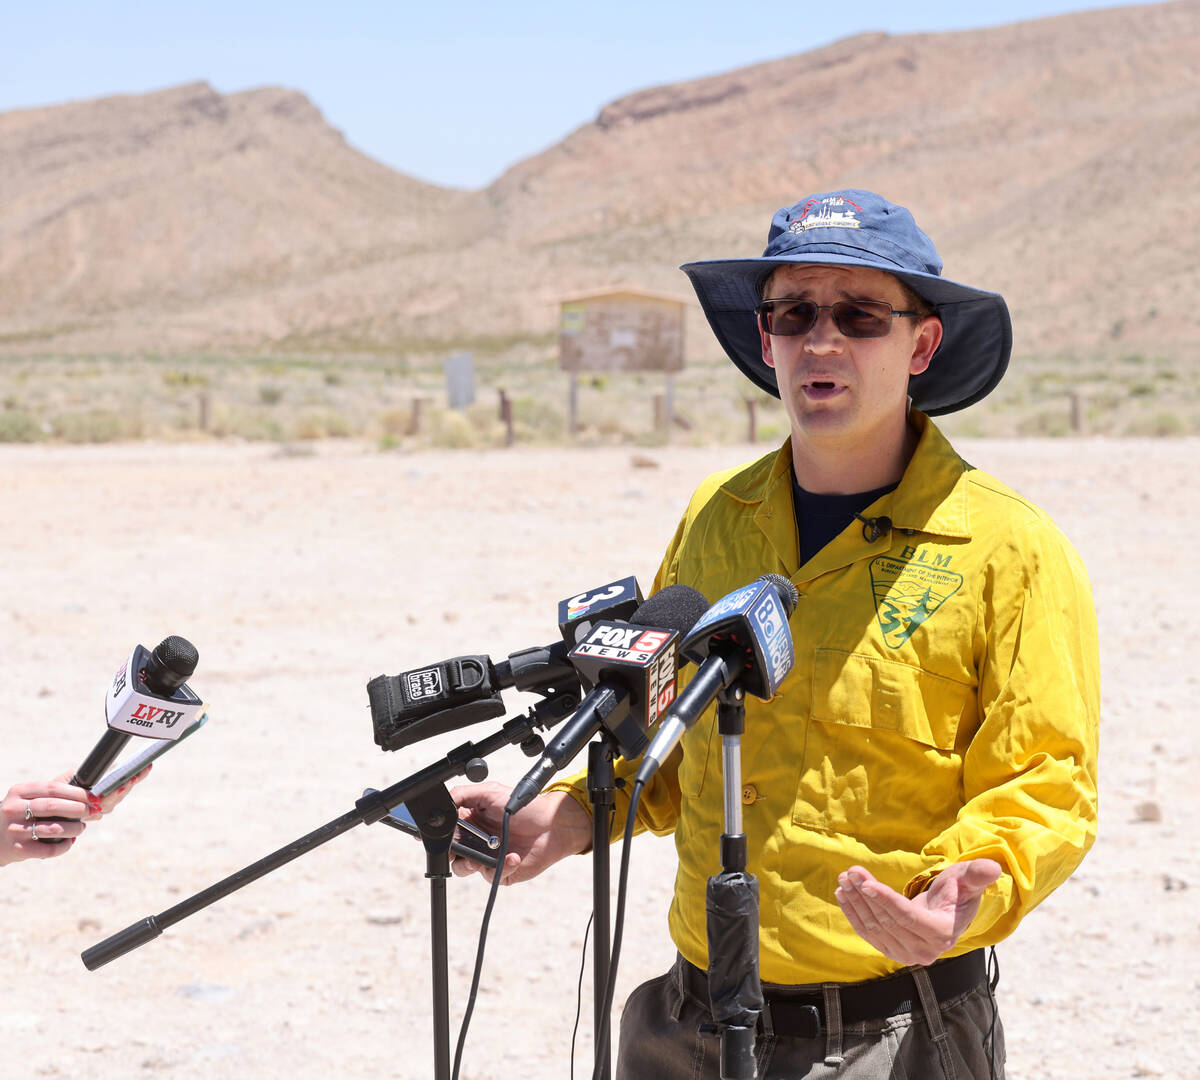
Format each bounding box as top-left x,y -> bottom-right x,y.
759,264 -> 942,450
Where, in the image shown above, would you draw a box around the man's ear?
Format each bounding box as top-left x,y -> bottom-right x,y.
760,325 -> 776,369
909,316 -> 943,376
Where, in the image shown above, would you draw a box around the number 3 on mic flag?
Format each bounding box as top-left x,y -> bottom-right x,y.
106,645 -> 206,740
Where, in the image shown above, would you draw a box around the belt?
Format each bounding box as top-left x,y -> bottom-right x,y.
680,950 -> 988,1038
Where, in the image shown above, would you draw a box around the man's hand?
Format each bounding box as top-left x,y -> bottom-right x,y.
835,859 -> 1002,966
450,783 -> 593,886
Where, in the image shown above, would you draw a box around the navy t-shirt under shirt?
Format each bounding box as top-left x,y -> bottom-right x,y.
791,471 -> 897,565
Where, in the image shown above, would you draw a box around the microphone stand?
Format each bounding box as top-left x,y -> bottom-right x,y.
587,732 -> 621,1080
706,684 -> 764,1080
81,690 -> 576,1080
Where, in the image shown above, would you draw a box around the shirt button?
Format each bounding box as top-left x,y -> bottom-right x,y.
742,784 -> 758,805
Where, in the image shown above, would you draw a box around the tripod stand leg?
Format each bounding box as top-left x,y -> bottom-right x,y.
404,785 -> 458,1080
431,873 -> 450,1080
589,738 -> 617,1080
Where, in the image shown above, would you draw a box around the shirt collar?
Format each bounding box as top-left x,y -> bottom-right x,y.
718,411 -> 972,543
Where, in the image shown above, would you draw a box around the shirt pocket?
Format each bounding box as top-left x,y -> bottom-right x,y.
792,649 -> 973,846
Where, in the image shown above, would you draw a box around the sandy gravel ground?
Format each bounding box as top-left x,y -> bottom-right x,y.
1,437 -> 1196,1080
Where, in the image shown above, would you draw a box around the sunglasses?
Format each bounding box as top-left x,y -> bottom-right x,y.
756,298 -> 924,339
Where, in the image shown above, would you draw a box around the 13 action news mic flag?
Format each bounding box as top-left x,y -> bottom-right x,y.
367,577 -> 644,752
72,636 -> 203,790
635,575 -> 799,785
507,584 -> 709,814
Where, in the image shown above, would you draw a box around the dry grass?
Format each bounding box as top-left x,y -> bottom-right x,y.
0,348 -> 1196,448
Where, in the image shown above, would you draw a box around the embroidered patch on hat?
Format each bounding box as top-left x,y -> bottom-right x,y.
788,194 -> 864,234
868,553 -> 962,649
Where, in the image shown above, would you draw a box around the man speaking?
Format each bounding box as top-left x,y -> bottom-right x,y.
452,190 -> 1099,1079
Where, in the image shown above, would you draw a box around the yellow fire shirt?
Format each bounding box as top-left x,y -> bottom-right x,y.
549,412 -> 1100,985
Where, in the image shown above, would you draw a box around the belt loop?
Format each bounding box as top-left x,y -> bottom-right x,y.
758,1000 -> 774,1039
821,984 -> 844,1066
912,966 -> 958,1080
669,955 -> 685,1022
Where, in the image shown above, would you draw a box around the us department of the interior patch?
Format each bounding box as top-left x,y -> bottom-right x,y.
869,554 -> 963,649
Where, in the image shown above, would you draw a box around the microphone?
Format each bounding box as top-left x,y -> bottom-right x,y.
72,636 -> 203,790
507,584 -> 709,814
635,575 -> 799,785
367,576 -> 645,752
854,512 -> 892,542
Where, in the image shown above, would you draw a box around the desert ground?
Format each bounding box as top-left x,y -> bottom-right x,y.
2,435 -> 1196,1079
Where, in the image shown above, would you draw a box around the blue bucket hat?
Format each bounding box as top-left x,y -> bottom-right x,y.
680,189 -> 1012,415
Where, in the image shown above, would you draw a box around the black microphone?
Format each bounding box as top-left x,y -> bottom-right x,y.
635,575 -> 799,785
72,636 -> 202,790
854,512 -> 892,543
507,584 -> 709,814
367,577 -> 645,752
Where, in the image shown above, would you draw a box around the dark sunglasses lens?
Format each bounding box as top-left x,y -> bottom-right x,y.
833,302 -> 891,338
759,300 -> 817,336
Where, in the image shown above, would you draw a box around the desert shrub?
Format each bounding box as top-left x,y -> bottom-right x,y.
163,370 -> 208,387
295,410 -> 356,439
1125,411 -> 1188,437
1016,410 -> 1071,437
430,409 -> 481,448
52,409 -> 126,443
512,396 -> 563,442
0,411 -> 43,442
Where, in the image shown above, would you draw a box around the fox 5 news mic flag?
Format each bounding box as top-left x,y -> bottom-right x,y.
635,575 -> 798,785
568,620 -> 680,758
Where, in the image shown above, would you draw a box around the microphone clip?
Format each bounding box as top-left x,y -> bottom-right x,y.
855,513 -> 892,543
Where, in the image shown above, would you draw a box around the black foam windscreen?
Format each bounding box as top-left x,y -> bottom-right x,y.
630,583 -> 710,636
146,635 -> 199,694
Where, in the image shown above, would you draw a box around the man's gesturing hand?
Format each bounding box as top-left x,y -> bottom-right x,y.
835,859 -> 1002,966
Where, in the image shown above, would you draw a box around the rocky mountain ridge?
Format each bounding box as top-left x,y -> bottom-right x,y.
1,1 -> 1197,362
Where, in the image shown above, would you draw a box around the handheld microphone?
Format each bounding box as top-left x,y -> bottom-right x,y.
507,584 -> 709,814
635,575 -> 798,785
72,636 -> 203,790
367,576 -> 645,752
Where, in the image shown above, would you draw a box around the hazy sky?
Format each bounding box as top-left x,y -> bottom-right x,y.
2,0 -> 1164,189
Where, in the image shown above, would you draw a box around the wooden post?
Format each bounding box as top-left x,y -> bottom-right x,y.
197,392 -> 210,432
1070,389 -> 1086,434
664,373 -> 675,439
408,397 -> 428,436
745,398 -> 758,443
568,373 -> 579,436
498,388 -> 514,447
